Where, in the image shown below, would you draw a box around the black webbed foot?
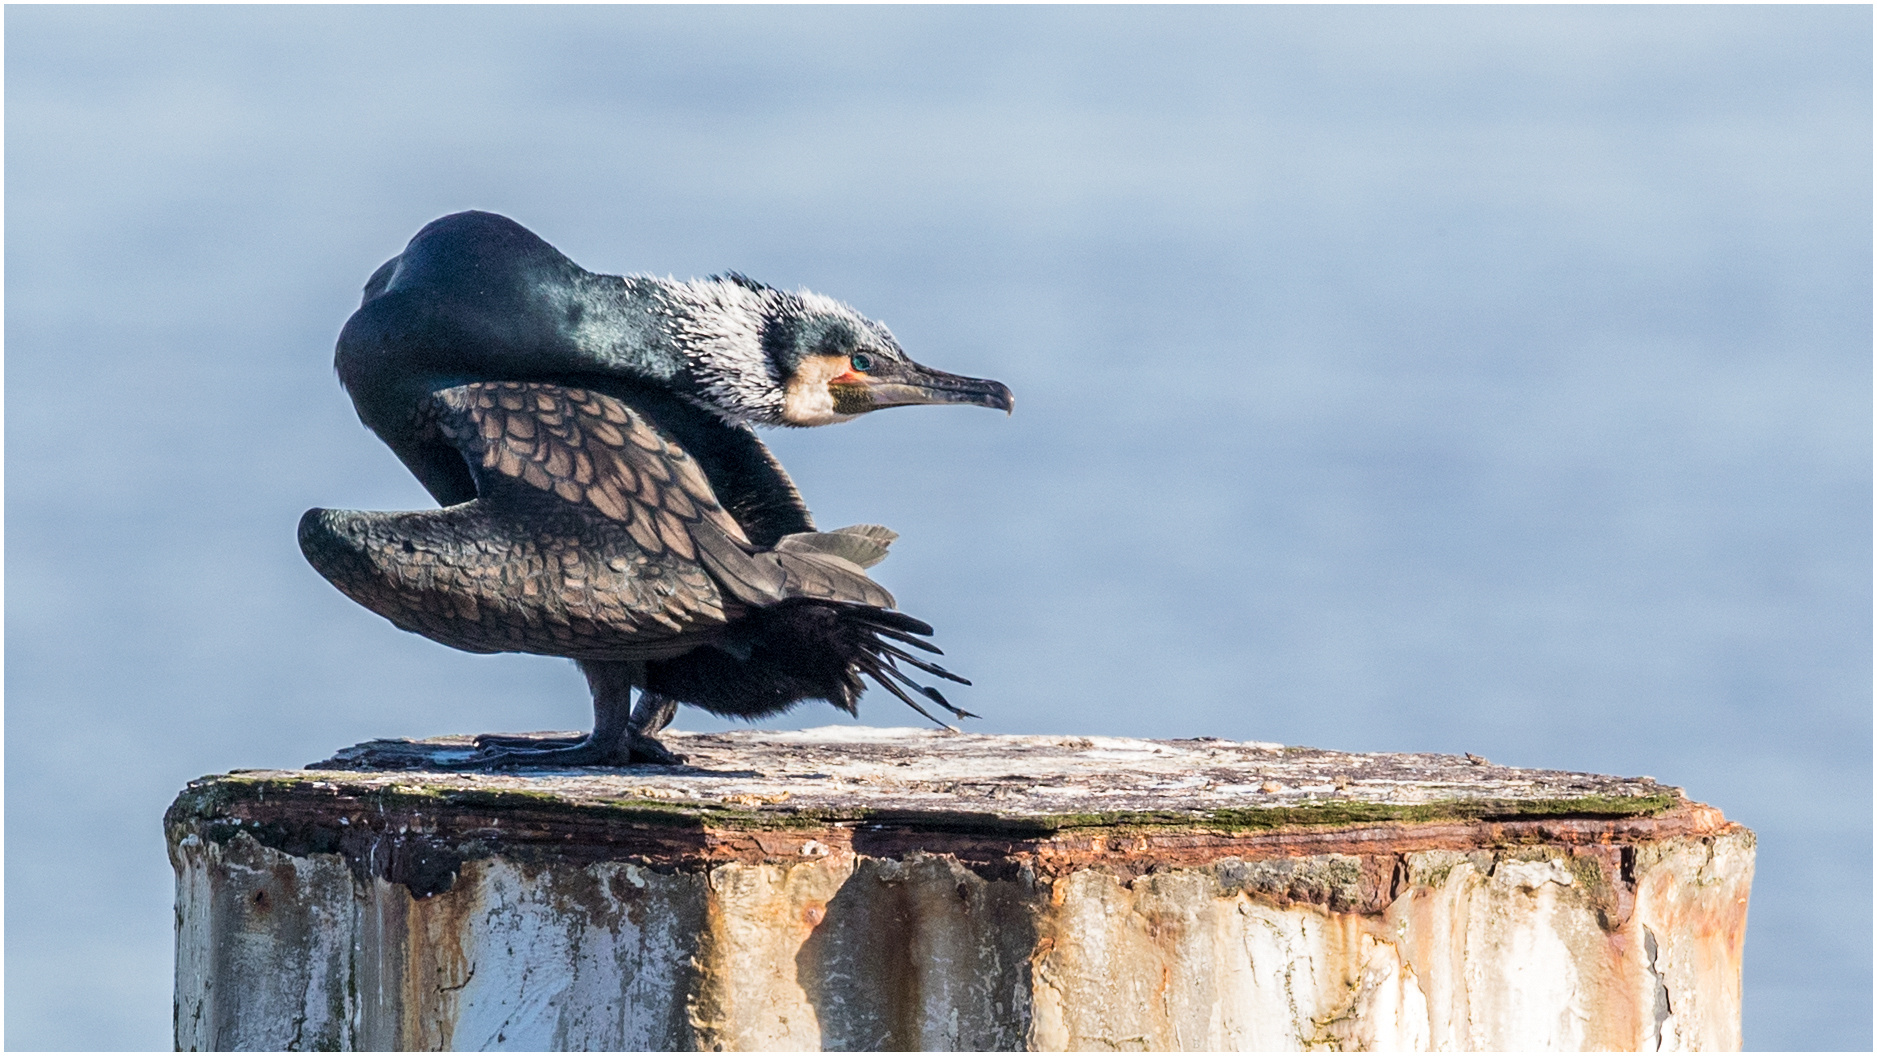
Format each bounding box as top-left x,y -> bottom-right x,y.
473,732 -> 587,752
445,728 -> 687,769
624,728 -> 687,766
433,734 -> 623,769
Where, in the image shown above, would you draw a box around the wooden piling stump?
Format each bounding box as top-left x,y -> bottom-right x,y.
168,727 -> 1752,1051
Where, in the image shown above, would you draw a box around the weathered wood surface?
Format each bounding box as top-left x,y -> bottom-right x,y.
169,727 -> 1753,1051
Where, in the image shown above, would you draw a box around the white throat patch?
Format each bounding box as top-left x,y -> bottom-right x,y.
782,354 -> 862,427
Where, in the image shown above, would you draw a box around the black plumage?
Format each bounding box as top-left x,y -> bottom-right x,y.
300,212 -> 1011,766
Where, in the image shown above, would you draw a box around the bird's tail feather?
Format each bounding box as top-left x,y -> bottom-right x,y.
826,601 -> 976,730
745,526 -> 976,730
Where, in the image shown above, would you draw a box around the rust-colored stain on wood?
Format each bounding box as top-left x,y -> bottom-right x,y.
170,729 -> 1751,1051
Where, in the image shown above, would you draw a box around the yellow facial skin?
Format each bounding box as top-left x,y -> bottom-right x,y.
782,354 -> 868,426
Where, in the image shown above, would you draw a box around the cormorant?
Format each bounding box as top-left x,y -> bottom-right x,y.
299,211 -> 1012,766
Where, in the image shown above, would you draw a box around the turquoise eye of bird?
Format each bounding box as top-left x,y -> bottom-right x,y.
849,353 -> 874,372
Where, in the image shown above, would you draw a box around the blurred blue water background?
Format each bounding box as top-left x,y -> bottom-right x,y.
6,7 -> 1869,1050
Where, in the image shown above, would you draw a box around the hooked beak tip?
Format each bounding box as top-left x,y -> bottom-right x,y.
961,377 -> 1015,415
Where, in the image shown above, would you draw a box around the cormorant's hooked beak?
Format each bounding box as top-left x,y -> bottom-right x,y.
830,359 -> 1015,417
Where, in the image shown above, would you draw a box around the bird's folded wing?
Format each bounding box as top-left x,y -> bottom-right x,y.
299,502 -> 728,661
422,382 -> 791,605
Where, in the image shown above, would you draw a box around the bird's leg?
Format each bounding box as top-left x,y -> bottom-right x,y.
473,661 -> 634,752
456,660 -> 642,768
624,690 -> 685,765
630,690 -> 678,735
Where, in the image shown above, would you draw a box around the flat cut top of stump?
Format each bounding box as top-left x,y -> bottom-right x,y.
170,729 -> 1738,897
178,727 -> 1690,834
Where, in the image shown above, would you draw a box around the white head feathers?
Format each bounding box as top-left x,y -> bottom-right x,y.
652,276 -> 896,427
